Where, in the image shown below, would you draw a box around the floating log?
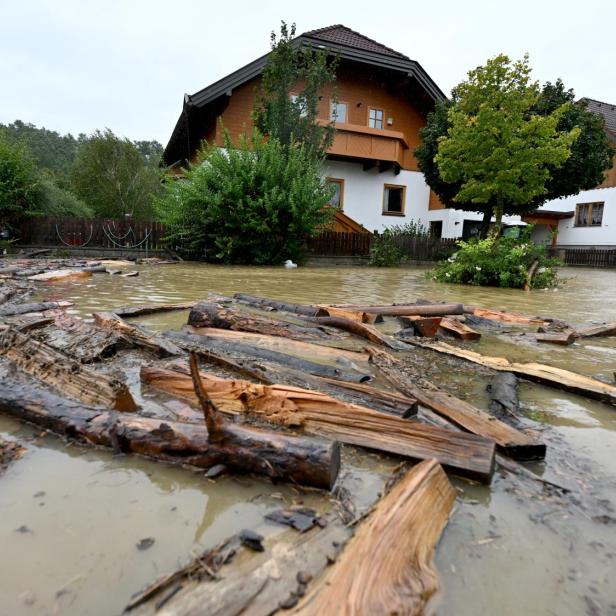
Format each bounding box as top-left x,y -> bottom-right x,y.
439,317 -> 481,341
28,269 -> 92,282
402,338 -> 616,406
0,300 -> 73,317
338,303 -> 464,317
575,322 -> 616,339
93,311 -> 182,357
369,347 -> 545,460
306,316 -> 404,349
398,315 -> 442,337
167,329 -> 370,383
233,293 -> 328,317
536,331 -> 575,346
112,302 -> 197,318
470,307 -> 549,325
0,373 -> 338,490
142,365 -> 495,482
293,459 -> 456,616
0,327 -> 137,411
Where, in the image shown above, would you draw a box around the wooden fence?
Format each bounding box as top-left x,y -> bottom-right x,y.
563,248 -> 616,267
307,231 -> 458,260
17,216 -> 167,250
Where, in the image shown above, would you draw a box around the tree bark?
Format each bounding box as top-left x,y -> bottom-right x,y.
292,459 -> 456,616
141,364 -> 495,482
0,375 -> 339,490
233,293 -> 329,317
112,302 -> 197,318
0,327 -> 137,411
0,300 -> 73,317
574,322 -> 616,339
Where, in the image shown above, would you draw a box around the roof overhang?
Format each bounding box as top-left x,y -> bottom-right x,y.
523,210 -> 575,222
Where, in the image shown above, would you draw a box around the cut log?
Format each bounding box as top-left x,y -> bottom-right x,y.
28,269 -> 92,282
167,329 -> 370,383
337,303 -> 464,317
470,307 -> 549,325
439,317 -> 481,341
536,331 -> 575,346
398,315 -> 442,337
188,301 -> 337,341
93,311 -> 182,357
141,364 -> 495,482
0,375 -> 338,490
317,305 -> 380,324
487,372 -> 520,419
293,459 -> 456,616
575,322 -> 616,339
0,327 -> 137,411
112,302 -> 197,318
233,293 -> 328,317
306,316 -> 404,349
368,347 -> 545,460
402,337 -> 616,406
0,300 -> 73,317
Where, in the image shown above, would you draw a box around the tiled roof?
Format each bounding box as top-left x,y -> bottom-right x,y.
582,98 -> 616,141
302,25 -> 410,60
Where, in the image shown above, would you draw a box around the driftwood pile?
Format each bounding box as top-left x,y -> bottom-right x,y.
2,268 -> 615,614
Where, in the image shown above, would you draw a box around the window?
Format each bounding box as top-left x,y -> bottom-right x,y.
330,101 -> 347,123
290,94 -> 307,117
368,108 -> 384,129
382,184 -> 405,215
326,178 -> 344,209
575,202 -> 604,226
430,221 -> 443,238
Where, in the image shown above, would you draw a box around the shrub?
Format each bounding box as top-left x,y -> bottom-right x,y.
386,220 -> 430,238
37,176 -> 93,218
369,228 -> 407,267
158,130 -> 334,264
430,226 -> 560,289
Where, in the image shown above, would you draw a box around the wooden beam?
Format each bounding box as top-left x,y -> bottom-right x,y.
575,322 -> 616,339
293,459 -> 456,616
439,317 -> 481,341
338,303 -> 464,317
398,315 -> 441,337
306,316 -> 404,349
536,332 -> 575,346
112,302 -> 197,318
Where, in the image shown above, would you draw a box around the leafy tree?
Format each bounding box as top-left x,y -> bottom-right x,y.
37,174 -> 93,218
416,61 -> 612,236
133,140 -> 164,166
0,131 -> 40,229
433,55 -> 579,237
71,129 -> 162,219
158,130 -> 334,264
253,21 -> 338,157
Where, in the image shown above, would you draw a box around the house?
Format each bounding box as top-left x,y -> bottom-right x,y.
422,98 -> 616,246
162,25 -> 447,233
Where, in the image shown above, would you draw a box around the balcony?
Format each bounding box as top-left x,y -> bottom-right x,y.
322,121 -> 409,170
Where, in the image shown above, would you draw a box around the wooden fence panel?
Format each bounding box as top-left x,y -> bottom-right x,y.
563,249 -> 616,267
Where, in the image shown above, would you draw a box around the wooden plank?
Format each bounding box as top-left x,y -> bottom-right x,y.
141,365 -> 495,482
575,322 -> 616,338
317,305 -> 380,324
0,327 -> 137,411
293,460 -> 456,616
307,316 -> 404,349
402,337 -> 616,406
439,317 -> 481,341
471,307 -> 549,325
339,303 -> 464,317
398,315 -> 441,337
536,332 -> 575,346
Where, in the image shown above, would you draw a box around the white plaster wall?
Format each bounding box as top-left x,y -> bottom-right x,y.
322,160 -> 431,233
538,186 -> 616,247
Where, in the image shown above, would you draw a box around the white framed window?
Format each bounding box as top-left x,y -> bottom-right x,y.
330,101 -> 347,123
369,108 -> 384,129
326,178 -> 344,209
382,184 -> 406,215
575,202 -> 604,226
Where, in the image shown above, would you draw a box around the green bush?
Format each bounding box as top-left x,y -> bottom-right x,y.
369,228 -> 407,267
430,226 -> 560,289
386,220 -> 430,237
158,130 -> 334,264
37,176 -> 93,218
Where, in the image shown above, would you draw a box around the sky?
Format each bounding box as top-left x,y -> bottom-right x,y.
1,0 -> 615,147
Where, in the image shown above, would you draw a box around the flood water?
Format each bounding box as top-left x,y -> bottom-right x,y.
2,263 -> 616,615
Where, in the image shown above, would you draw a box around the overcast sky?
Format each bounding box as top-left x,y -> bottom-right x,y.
2,0 -> 614,146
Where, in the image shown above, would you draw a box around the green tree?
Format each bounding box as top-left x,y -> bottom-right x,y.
70,129 -> 162,219
158,130 -> 334,264
253,21 -> 338,157
416,58 -> 604,236
37,174 -> 93,218
0,131 -> 40,229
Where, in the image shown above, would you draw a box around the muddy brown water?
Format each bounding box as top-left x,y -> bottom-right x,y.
2,263 -> 616,615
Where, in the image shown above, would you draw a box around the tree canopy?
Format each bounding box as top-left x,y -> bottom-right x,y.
70,129 -> 163,219
415,58 -> 613,234
253,21 -> 338,158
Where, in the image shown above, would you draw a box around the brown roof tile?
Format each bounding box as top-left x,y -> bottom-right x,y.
302,25 -> 410,60
582,98 -> 616,141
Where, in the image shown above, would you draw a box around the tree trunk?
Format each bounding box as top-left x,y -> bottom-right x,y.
0,300 -> 74,317
141,364 -> 495,482
0,327 -> 137,411
489,193 -> 504,239
0,375 -> 339,490
332,303 -> 464,317
233,293 -> 328,317
112,302 -> 198,318
292,459 -> 456,616
305,316 -> 404,349
478,208 -> 492,238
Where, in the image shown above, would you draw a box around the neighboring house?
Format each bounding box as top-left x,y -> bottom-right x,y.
525,99 -> 616,248
162,25 -> 446,233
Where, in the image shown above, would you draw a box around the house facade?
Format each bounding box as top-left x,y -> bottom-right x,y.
163,25 -> 448,233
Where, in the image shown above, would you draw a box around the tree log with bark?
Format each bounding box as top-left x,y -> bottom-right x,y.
233,293 -> 328,317
335,303 -> 464,317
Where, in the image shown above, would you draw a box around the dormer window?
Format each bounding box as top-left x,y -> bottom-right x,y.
330,101 -> 347,123
369,108 -> 384,129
